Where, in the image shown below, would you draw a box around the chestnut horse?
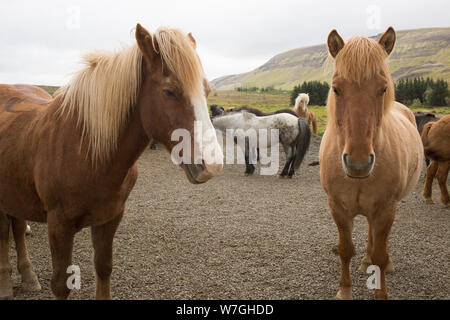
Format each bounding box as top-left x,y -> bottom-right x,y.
0,24 -> 223,300
319,27 -> 423,300
293,93 -> 318,135
421,115 -> 450,206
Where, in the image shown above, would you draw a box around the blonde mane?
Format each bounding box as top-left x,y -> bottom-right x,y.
152,27 -> 204,97
294,93 -> 310,113
56,27 -> 204,164
331,36 -> 395,112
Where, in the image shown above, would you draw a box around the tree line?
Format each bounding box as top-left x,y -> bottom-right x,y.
235,86 -> 288,94
290,81 -> 330,106
395,77 -> 448,107
235,77 -> 449,107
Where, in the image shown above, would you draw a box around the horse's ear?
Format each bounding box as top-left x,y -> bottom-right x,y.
378,27 -> 396,55
187,32 -> 197,49
327,29 -> 345,58
136,24 -> 157,62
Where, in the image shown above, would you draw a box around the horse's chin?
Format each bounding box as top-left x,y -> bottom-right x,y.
345,173 -> 371,180
181,163 -> 212,184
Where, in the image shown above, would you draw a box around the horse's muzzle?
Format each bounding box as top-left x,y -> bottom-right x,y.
182,161 -> 222,184
342,153 -> 375,179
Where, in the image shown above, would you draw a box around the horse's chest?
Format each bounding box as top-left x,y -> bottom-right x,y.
78,169 -> 138,227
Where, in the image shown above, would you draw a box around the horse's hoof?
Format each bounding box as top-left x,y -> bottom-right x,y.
336,287 -> 352,300
287,175 -> 293,179
22,279 -> 41,292
374,290 -> 388,300
25,224 -> 31,235
441,199 -> 450,207
0,284 -> 13,300
424,198 -> 433,204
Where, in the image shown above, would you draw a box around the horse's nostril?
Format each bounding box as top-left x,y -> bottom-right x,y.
343,153 -> 350,167
369,153 -> 375,166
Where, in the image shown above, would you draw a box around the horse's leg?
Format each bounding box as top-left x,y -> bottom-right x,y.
47,212 -> 75,300
244,152 -> 255,176
359,219 -> 394,273
436,161 -> 450,206
311,114 -> 318,135
243,140 -> 256,176
368,203 -> 396,300
330,203 -> 354,300
287,145 -> 297,178
11,218 -> 40,291
0,213 -> 12,299
248,146 -> 257,175
91,211 -> 123,300
280,145 -> 291,177
422,160 -> 438,203
358,219 -> 372,272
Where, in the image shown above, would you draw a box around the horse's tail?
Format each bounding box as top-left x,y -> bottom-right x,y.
293,117 -> 311,170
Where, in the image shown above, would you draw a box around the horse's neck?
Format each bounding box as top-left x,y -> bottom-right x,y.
295,105 -> 307,117
110,106 -> 150,171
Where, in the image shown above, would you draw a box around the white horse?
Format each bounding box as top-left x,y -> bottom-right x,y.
212,111 -> 311,177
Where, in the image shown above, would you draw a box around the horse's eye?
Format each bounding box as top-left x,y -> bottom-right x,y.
381,88 -> 387,95
163,89 -> 176,99
333,87 -> 340,96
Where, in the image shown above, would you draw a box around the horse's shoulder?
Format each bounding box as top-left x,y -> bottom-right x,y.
391,102 -> 416,126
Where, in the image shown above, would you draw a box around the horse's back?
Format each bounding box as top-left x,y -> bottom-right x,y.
392,102 -> 416,126
422,114 -> 450,161
0,84 -> 52,105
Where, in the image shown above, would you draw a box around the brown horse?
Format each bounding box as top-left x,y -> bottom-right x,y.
319,27 -> 423,300
0,24 -> 223,300
421,115 -> 450,206
293,93 -> 318,135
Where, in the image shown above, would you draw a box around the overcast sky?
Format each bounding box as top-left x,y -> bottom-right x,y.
0,0 -> 448,86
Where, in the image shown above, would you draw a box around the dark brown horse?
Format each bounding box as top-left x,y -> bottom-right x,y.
0,24 -> 222,299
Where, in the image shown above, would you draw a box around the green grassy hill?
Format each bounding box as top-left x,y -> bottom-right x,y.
212,27 -> 450,90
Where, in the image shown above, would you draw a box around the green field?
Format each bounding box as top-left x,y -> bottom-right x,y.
208,90 -> 449,136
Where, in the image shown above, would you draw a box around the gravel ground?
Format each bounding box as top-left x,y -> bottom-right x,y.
9,135 -> 449,300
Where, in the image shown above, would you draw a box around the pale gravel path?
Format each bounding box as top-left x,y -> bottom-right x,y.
10,135 -> 449,300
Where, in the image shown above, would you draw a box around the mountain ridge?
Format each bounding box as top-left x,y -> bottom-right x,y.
211,27 -> 450,90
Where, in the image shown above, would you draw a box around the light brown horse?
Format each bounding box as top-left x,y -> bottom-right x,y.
319,27 -> 423,300
0,24 -> 223,300
293,93 -> 318,135
421,115 -> 450,206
